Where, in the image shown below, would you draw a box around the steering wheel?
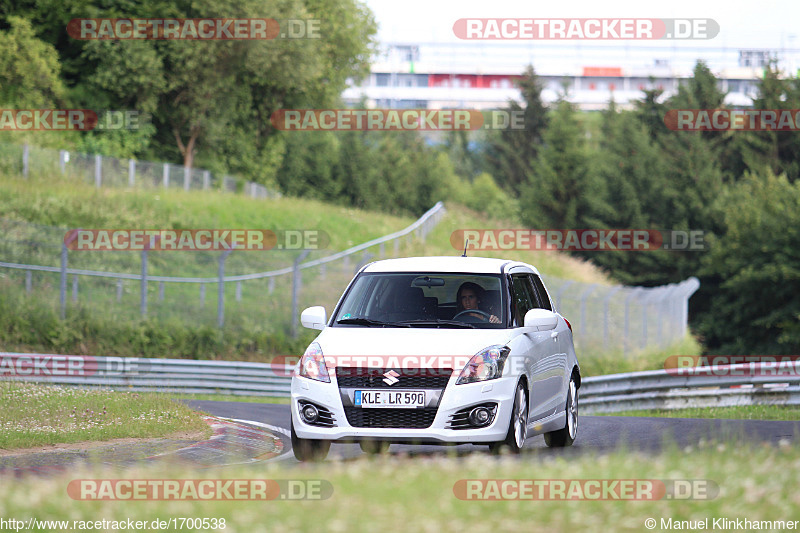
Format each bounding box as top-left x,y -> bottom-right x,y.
453,309 -> 493,322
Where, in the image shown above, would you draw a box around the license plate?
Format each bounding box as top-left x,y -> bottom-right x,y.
354,390 -> 426,408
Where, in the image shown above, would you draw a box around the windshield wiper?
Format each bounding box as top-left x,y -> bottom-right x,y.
398,319 -> 476,329
336,317 -> 410,328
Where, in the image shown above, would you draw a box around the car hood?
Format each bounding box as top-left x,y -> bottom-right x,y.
313,326 -> 511,363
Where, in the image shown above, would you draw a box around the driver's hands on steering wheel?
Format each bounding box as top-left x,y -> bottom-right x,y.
467,312 -> 500,324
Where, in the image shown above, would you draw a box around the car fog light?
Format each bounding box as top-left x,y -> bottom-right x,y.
301,404 -> 319,423
469,406 -> 491,426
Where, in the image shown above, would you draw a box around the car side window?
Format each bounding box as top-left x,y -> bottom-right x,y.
528,274 -> 553,311
509,274 -> 536,327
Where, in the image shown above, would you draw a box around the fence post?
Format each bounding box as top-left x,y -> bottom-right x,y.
554,280 -> 574,312
291,250 -> 311,338
577,284 -> 597,345
140,250 -> 148,317
184,166 -> 190,191
268,277 -> 275,294
203,170 -> 210,190
72,275 -> 78,302
163,163 -> 170,188
95,154 -> 102,188
116,279 -> 123,302
25,270 -> 32,293
218,247 -> 235,328
159,282 -> 165,301
623,287 -> 643,358
602,286 -> 622,350
60,230 -> 81,319
128,159 -> 136,187
200,284 -> 206,306
59,150 -> 67,174
22,143 -> 29,178
235,281 -> 242,302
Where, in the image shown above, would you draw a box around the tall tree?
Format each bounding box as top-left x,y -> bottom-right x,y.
485,65 -> 548,194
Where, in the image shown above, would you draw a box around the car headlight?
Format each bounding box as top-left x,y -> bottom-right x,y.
456,345 -> 510,385
296,342 -> 330,383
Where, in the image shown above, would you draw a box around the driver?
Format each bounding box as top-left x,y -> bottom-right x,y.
456,282 -> 500,324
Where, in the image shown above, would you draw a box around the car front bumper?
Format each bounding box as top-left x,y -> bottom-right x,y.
290,373 -> 520,443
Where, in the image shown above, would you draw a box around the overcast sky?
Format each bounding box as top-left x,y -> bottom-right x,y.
362,0 -> 799,51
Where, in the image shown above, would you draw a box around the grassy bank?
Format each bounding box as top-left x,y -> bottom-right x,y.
0,170 -> 620,362
600,405 -> 800,421
2,440 -> 798,531
0,381 -> 211,450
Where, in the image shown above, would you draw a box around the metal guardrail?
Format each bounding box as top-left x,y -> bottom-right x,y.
581,362 -> 800,413
4,353 -> 800,414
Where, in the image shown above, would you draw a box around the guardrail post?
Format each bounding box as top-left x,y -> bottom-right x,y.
116,279 -> 123,302
25,270 -> 32,293
163,163 -> 170,188
159,282 -> 165,301
235,281 -> 242,302
268,277 -> 275,294
200,283 -> 206,306
95,154 -> 102,188
22,143 -> 29,178
218,247 -> 235,328
291,250 -> 311,338
128,159 -> 136,187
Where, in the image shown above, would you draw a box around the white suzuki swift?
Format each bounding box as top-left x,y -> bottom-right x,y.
291,256 -> 580,461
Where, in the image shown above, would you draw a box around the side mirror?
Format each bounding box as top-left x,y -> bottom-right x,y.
523,308 -> 558,331
301,306 -> 327,330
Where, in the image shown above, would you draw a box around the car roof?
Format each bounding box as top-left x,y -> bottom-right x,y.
360,256 -> 541,275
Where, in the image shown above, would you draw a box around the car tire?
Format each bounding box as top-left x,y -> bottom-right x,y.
544,375 -> 578,448
489,380 -> 528,454
359,440 -> 390,455
291,419 -> 331,462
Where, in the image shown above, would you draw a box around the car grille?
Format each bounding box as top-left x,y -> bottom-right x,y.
335,367 -> 453,389
343,407 -> 438,429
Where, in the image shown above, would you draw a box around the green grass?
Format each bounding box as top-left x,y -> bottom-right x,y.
578,335 -> 703,377
0,381 -> 211,450
2,440 -> 798,531
600,405 -> 800,421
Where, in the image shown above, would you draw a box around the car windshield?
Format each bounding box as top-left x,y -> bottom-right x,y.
332,272 -> 506,328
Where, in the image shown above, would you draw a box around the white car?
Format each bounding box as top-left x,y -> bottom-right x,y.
290,256 -> 580,461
